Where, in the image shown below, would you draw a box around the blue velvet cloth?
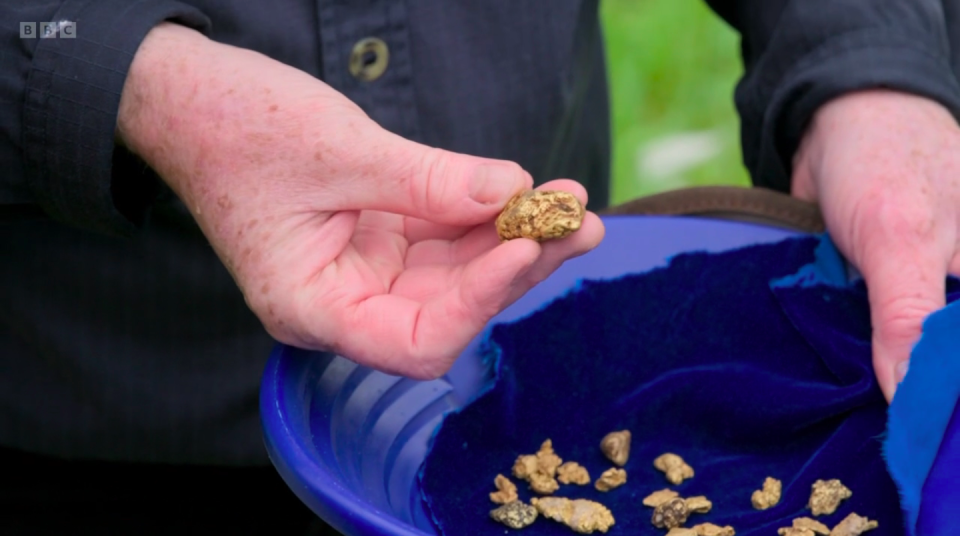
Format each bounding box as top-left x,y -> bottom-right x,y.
418,235 -> 959,536
885,298 -> 960,536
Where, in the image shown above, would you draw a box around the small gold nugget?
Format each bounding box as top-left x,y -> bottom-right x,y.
512,439 -> 563,495
512,454 -> 538,480
778,529 -> 815,536
751,477 -> 782,510
490,500 -> 538,529
489,474 -> 518,505
652,497 -> 689,530
654,453 -> 694,485
829,513 -> 878,536
684,496 -> 712,514
599,430 -> 631,466
642,488 -> 679,508
791,517 -> 830,535
594,468 -> 626,492
557,461 -> 591,486
693,523 -> 736,536
808,479 -> 852,516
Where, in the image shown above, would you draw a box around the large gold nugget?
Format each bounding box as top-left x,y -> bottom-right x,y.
495,190 -> 585,242
532,497 -> 615,534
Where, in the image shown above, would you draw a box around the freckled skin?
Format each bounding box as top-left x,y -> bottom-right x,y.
791,89 -> 960,402
115,23 -> 603,380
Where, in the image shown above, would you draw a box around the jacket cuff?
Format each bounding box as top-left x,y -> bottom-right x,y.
22,0 -> 210,236
739,29 -> 960,193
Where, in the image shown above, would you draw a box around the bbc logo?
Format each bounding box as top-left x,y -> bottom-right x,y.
20,21 -> 76,39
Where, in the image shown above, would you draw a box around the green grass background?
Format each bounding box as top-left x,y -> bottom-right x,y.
600,0 -> 751,204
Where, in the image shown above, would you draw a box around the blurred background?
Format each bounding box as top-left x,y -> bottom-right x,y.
600,0 -> 751,204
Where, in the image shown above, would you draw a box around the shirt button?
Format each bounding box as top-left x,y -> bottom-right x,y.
348,37 -> 390,82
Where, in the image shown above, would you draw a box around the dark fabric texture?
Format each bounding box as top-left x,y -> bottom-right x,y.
21,0 -> 211,237
0,211 -> 275,465
0,445 -> 338,536
419,235 -> 960,535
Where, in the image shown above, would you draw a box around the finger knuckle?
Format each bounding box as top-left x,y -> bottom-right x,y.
414,147 -> 458,215
873,294 -> 938,345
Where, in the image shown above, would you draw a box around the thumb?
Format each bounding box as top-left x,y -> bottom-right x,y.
861,246 -> 946,402
327,127 -> 533,226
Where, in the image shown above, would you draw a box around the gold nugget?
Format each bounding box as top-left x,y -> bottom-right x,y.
643,488 -> 679,508
809,479 -> 852,516
599,430 -> 631,466
495,190 -> 585,242
652,498 -> 689,530
594,468 -> 627,492
654,453 -> 694,485
531,496 -> 615,534
829,513 -> 878,536
512,439 -> 563,495
490,500 -> 538,529
535,439 -> 563,475
778,529 -> 815,536
693,523 -> 736,536
512,454 -> 538,480
490,474 -> 518,504
557,461 -> 591,486
791,517 -> 830,535
529,472 -> 559,495
684,496 -> 712,514
751,477 -> 782,510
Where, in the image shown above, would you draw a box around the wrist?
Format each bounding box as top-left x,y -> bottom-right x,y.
796,89 -> 956,163
793,90 -> 882,171
115,23 -> 213,190
792,90 -> 902,199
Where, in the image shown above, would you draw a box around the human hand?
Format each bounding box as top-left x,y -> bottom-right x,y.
792,89 -> 960,402
117,23 -> 605,379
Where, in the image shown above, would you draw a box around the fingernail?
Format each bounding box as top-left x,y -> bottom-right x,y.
469,164 -> 522,205
895,360 -> 910,384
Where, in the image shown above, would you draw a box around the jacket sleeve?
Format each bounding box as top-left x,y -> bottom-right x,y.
0,1 -> 210,236
703,0 -> 960,193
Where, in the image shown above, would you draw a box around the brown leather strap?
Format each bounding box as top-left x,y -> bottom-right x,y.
600,186 -> 825,233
